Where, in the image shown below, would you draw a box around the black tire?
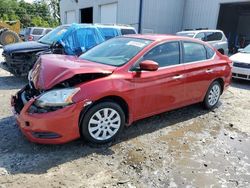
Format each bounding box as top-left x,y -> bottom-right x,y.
218,49 -> 224,55
80,102 -> 125,144
203,81 -> 222,110
0,30 -> 20,46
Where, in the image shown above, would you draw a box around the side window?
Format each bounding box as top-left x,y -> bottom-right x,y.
206,32 -> 223,41
195,32 -> 206,41
183,42 -> 207,63
32,29 -> 44,35
45,29 -> 52,34
143,42 -> 180,67
205,46 -> 215,59
121,29 -> 136,35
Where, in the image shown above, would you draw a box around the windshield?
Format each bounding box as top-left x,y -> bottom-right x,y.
38,26 -> 68,45
242,45 -> 250,53
98,27 -> 120,40
80,37 -> 152,67
176,32 -> 195,38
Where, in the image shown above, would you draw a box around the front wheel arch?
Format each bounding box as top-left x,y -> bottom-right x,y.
78,95 -> 129,134
79,101 -> 126,144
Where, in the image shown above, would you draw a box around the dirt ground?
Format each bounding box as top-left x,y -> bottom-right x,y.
0,48 -> 250,188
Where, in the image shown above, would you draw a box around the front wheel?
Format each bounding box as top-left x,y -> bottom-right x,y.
203,81 -> 222,110
80,102 -> 125,144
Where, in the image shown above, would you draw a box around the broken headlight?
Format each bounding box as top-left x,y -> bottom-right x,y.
35,88 -> 80,108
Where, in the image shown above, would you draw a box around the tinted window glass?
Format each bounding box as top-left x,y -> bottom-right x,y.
143,42 -> 180,67
32,29 -> 44,35
25,28 -> 31,35
195,32 -> 206,41
183,42 -> 207,63
121,29 -> 136,35
45,29 -> 52,34
205,46 -> 215,59
206,32 -> 222,41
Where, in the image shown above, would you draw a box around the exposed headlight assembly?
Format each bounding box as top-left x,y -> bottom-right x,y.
35,88 -> 80,108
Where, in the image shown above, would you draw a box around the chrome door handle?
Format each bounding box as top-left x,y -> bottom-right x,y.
173,75 -> 184,79
206,69 -> 214,73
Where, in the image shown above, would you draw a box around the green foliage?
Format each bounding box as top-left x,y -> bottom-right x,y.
0,0 -> 60,28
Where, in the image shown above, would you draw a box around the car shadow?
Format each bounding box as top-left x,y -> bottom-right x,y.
0,102 -> 220,175
0,75 -> 27,90
231,78 -> 250,90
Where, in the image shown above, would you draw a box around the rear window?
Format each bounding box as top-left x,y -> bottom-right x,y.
121,29 -> 136,35
45,29 -> 52,34
32,28 -> 44,35
206,32 -> 223,41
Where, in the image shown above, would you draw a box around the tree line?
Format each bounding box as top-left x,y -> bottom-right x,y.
0,0 -> 60,28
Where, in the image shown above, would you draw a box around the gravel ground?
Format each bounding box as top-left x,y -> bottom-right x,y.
0,48 -> 250,188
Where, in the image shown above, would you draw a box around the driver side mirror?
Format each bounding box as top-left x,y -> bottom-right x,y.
139,60 -> 159,71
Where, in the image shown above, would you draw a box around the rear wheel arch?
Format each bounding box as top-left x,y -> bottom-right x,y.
203,78 -> 224,102
213,78 -> 224,94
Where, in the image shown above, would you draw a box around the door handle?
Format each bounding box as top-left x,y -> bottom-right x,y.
173,75 -> 184,80
206,69 -> 214,73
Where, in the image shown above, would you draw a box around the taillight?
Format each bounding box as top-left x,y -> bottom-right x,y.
28,35 -> 34,41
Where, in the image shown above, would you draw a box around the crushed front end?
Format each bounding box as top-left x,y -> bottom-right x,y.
11,83 -> 83,144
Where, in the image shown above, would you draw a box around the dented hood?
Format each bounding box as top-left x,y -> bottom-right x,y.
31,54 -> 116,90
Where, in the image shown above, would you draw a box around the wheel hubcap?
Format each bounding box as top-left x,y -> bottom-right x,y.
208,84 -> 220,106
88,108 -> 121,141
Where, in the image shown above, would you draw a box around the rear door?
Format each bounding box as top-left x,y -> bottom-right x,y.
181,41 -> 217,103
131,41 -> 186,120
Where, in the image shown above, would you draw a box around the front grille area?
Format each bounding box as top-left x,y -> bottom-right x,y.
13,94 -> 24,114
232,73 -> 250,80
13,84 -> 42,114
233,62 -> 250,69
32,132 -> 61,139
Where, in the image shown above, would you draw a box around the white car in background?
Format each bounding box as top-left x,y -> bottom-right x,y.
230,45 -> 250,81
177,29 -> 229,55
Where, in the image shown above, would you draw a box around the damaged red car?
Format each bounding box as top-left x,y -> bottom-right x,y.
11,35 -> 232,144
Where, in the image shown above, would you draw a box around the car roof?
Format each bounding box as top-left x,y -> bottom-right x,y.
28,27 -> 52,30
177,29 -> 224,34
123,34 -> 198,42
94,24 -> 136,30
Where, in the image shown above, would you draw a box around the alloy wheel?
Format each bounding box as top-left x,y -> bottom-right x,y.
88,108 -> 121,141
208,84 -> 221,106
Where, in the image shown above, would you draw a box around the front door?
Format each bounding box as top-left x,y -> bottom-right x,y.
131,41 -> 186,120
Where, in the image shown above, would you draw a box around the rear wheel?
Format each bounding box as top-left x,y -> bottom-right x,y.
203,81 -> 221,110
80,102 -> 125,144
0,30 -> 20,45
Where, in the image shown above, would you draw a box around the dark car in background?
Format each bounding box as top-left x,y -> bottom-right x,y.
1,24 -> 105,76
1,23 -> 137,76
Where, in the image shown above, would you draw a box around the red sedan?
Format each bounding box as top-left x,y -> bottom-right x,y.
11,34 -> 232,144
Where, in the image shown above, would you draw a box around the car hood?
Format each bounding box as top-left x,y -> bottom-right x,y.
3,41 -> 50,54
230,52 -> 250,64
31,54 -> 116,90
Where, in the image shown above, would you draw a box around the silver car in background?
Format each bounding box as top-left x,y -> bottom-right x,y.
177,29 -> 229,55
20,27 -> 52,41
